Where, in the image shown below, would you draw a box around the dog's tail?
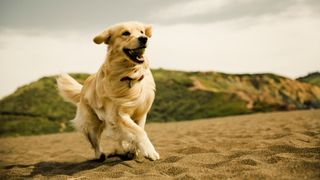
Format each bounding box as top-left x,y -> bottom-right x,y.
56,74 -> 82,105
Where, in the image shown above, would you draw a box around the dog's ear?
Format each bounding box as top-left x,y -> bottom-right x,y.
93,29 -> 111,44
145,24 -> 152,38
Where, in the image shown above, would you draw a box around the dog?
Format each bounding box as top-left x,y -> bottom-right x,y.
56,21 -> 160,161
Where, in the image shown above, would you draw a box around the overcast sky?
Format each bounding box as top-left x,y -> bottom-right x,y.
1,0 -> 320,98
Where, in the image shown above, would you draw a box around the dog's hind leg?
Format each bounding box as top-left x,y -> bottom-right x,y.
72,102 -> 105,161
85,120 -> 105,162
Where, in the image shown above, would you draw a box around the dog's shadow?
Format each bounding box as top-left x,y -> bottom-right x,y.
4,156 -> 133,177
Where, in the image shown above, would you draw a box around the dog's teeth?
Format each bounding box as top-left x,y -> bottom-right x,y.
137,56 -> 144,61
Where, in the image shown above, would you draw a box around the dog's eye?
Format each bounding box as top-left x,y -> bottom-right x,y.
122,31 -> 131,36
140,30 -> 144,34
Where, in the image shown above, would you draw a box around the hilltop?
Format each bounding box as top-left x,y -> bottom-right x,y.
297,72 -> 320,86
0,69 -> 320,136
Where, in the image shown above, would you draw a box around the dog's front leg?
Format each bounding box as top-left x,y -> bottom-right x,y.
136,114 -> 147,129
116,113 -> 160,161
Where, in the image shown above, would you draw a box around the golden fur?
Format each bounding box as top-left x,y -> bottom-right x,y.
57,21 -> 159,161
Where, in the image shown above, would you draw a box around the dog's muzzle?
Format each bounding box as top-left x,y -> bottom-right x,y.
123,36 -> 148,64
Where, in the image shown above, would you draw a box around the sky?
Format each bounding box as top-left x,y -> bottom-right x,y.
0,0 -> 320,98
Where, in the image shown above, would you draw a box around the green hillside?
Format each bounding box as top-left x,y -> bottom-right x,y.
1,69 -> 320,137
297,72 -> 320,86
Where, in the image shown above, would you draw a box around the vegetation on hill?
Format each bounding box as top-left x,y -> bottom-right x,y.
297,72 -> 320,86
1,69 -> 320,136
150,70 -> 249,122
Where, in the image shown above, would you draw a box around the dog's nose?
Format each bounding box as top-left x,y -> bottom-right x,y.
138,36 -> 148,45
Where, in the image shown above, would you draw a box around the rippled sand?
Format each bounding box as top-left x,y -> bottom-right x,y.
1,110 -> 319,179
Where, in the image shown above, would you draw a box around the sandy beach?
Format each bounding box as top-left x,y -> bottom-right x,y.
0,110 -> 319,179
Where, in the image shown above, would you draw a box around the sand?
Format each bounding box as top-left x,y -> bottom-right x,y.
0,110 -> 319,179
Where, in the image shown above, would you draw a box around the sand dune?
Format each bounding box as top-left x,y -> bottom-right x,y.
1,110 -> 319,179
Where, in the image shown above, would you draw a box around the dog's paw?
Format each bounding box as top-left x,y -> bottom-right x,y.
94,153 -> 106,162
119,152 -> 135,160
145,149 -> 160,161
138,140 -> 160,161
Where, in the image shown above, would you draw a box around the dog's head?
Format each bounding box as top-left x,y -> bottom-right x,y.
93,21 -> 152,64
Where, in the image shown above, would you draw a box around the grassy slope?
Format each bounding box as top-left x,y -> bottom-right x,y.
0,74 -> 88,136
297,72 -> 320,86
150,70 -> 249,122
1,69 -> 319,136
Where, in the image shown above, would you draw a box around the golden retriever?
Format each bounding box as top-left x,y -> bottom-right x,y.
56,21 -> 159,161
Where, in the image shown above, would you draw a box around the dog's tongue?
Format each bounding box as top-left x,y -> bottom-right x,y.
131,48 -> 145,62
133,48 -> 145,57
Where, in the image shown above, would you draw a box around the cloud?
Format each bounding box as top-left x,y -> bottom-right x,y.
151,0 -> 230,20
151,0 -> 320,24
2,0 -> 319,30
0,0 -> 185,31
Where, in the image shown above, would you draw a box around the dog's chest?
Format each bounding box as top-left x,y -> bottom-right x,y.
93,85 -> 154,122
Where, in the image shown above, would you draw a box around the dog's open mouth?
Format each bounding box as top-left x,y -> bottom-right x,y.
123,46 -> 146,64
